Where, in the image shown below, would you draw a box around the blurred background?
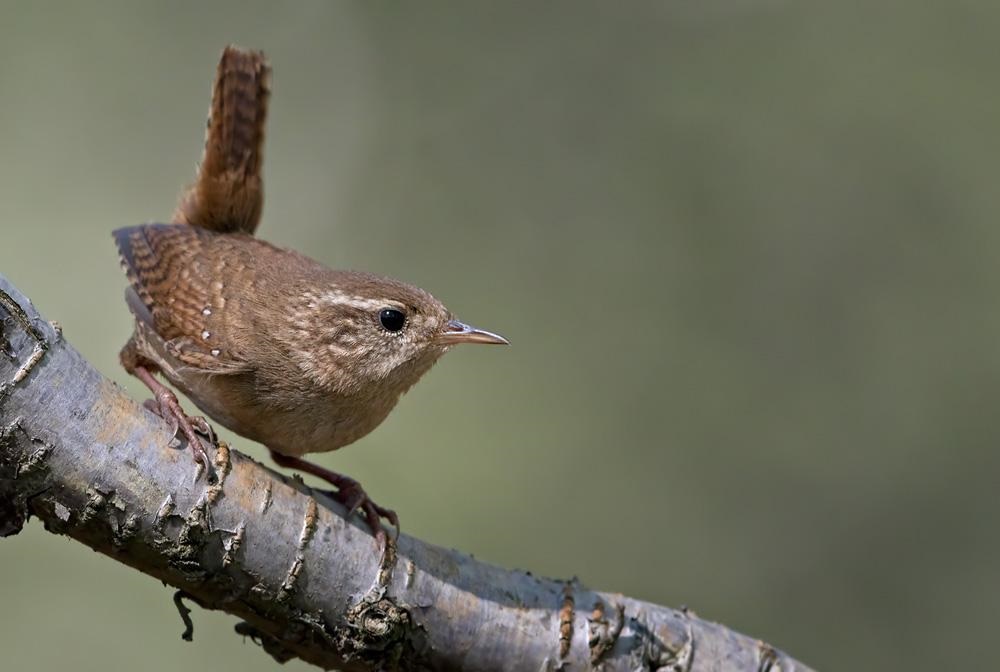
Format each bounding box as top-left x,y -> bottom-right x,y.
0,2 -> 996,670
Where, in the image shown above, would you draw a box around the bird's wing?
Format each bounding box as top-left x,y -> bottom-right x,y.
114,223 -> 253,375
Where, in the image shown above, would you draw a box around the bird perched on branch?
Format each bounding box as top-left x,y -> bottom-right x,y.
114,46 -> 507,547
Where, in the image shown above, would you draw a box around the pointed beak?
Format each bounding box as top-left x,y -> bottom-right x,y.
438,319 -> 509,345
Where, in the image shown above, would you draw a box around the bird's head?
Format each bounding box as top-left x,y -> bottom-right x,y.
288,272 -> 507,396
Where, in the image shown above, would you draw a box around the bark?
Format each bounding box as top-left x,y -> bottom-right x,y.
0,274 -> 814,672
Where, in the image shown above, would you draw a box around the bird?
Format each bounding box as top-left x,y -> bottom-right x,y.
114,46 -> 507,547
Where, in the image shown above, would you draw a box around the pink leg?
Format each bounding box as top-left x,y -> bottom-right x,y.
269,451 -> 398,548
134,365 -> 216,484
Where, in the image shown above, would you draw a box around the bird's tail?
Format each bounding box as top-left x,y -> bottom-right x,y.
172,45 -> 271,235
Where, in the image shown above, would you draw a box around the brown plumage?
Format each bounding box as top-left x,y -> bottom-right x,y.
115,222 -> 491,455
116,46 -> 506,545
171,46 -> 270,234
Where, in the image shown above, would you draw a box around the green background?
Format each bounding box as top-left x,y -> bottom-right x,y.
1,2 -> 996,670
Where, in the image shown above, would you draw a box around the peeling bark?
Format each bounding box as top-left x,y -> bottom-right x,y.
0,274 -> 815,671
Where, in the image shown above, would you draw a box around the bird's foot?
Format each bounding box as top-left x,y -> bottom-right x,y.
135,367 -> 217,484
329,476 -> 400,550
269,451 -> 398,550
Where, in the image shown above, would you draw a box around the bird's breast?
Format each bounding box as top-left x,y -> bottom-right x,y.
164,365 -> 401,457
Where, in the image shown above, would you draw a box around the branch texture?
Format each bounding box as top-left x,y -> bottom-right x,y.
0,274 -> 814,671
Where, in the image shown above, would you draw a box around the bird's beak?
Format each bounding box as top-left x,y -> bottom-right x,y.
438,319 -> 509,345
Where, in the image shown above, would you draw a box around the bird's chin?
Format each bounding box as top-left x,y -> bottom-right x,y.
384,347 -> 448,386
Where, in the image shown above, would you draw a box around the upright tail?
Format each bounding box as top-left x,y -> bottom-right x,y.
172,45 -> 271,235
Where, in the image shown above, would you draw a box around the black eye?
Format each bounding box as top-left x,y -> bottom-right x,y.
378,308 -> 407,332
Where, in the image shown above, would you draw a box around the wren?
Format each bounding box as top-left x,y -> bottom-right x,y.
114,46 -> 507,545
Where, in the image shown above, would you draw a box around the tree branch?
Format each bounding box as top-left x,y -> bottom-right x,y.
0,274 -> 814,671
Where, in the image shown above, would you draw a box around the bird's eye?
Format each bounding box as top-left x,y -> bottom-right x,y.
378,308 -> 407,332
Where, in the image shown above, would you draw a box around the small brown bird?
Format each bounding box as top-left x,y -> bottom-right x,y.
115,47 -> 506,544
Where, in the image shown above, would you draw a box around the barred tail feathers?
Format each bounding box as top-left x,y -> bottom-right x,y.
172,46 -> 271,235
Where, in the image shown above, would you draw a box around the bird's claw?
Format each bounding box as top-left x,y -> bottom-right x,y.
143,398 -> 179,441
189,416 -> 217,444
143,391 -> 217,484
330,480 -> 400,545
268,451 -> 399,553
